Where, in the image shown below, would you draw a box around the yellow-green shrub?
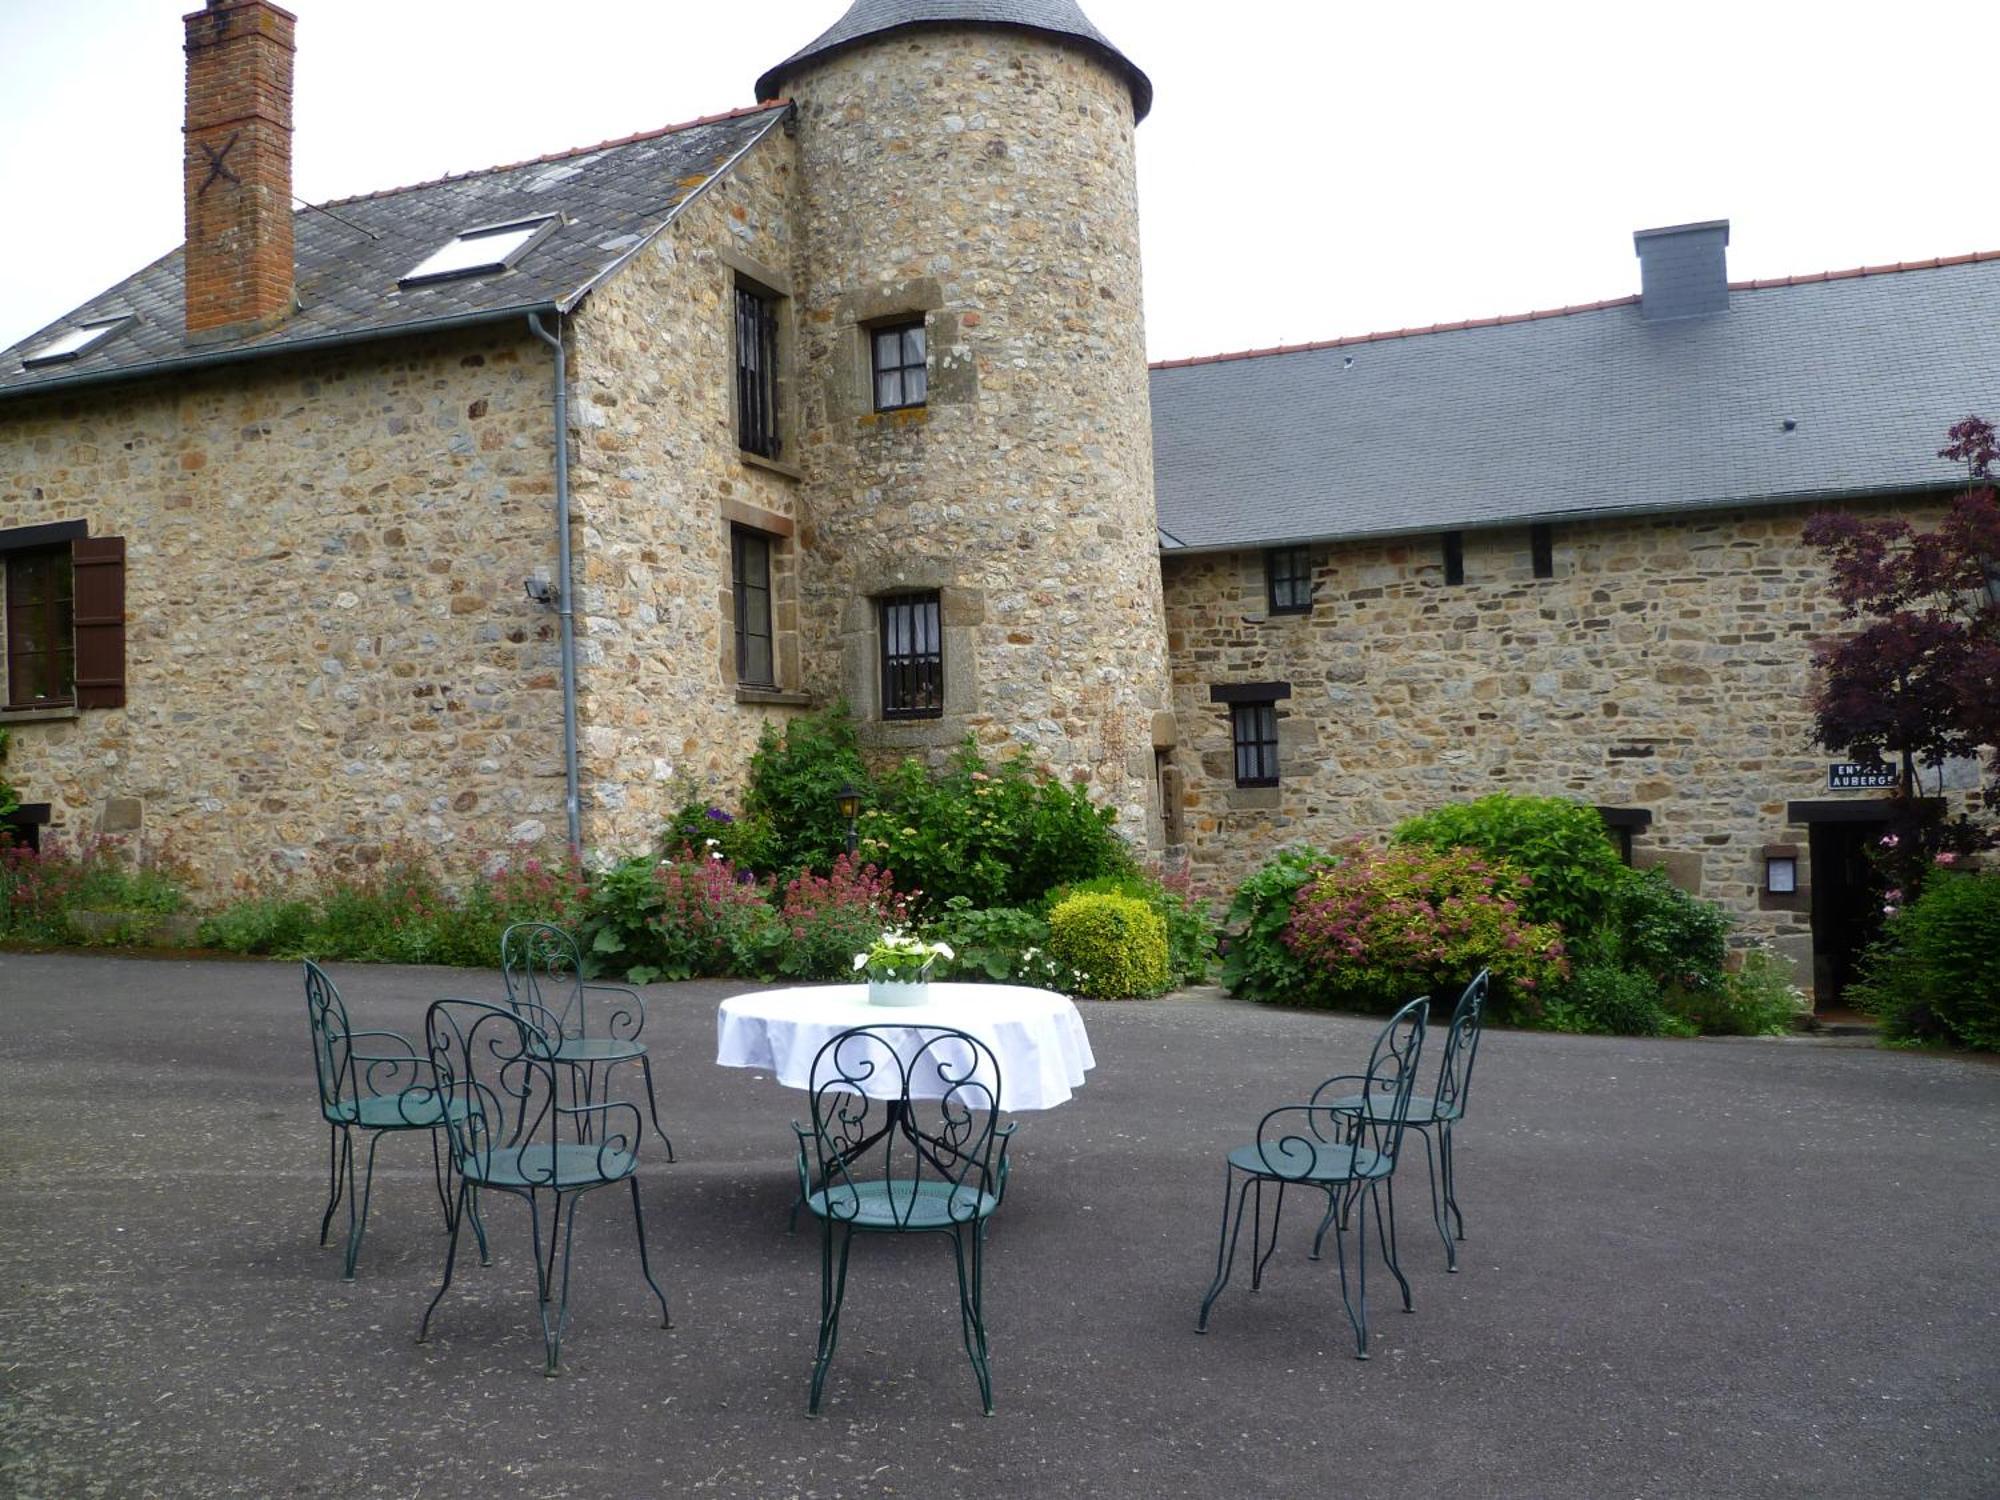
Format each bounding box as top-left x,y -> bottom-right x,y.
1046,892 -> 1170,999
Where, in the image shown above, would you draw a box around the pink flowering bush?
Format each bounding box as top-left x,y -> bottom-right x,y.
772,854 -> 913,980
0,835 -> 189,947
1280,840 -> 1568,1019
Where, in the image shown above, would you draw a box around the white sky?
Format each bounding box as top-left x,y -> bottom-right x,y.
2,0 -> 1996,360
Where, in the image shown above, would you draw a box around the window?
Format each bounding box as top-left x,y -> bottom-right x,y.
1211,683 -> 1290,788
1266,545 -> 1312,615
1531,523 -> 1554,579
736,283 -> 781,459
0,525 -> 124,712
21,316 -> 131,369
871,321 -> 927,412
731,526 -> 775,687
5,548 -> 73,707
1230,702 -> 1279,787
1442,530 -> 1465,586
879,592 -> 942,719
399,217 -> 557,286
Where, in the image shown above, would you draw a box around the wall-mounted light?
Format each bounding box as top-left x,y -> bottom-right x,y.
523,577 -> 558,607
1764,854 -> 1798,894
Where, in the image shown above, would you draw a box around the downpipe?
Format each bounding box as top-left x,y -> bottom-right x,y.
526,312 -> 582,856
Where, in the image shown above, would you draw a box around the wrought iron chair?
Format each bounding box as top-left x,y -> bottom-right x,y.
303,960 -> 475,1280
499,922 -> 672,1159
792,1025 -> 1015,1416
1196,993 -> 1428,1359
417,998 -> 670,1376
1314,969 -> 1490,1270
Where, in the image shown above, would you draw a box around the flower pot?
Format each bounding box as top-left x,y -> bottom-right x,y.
868,974 -> 932,1007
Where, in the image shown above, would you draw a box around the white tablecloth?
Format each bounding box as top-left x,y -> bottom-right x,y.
715,983 -> 1095,1112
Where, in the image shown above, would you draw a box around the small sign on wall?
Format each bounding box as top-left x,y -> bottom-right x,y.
1828,762 -> 1899,790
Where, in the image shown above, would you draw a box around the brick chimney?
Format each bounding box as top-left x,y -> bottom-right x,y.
182,0 -> 296,342
1633,219 -> 1730,322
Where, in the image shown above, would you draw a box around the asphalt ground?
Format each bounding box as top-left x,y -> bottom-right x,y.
1,951 -> 1995,1499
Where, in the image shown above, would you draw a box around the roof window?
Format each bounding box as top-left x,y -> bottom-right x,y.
21,317 -> 132,369
399,216 -> 558,287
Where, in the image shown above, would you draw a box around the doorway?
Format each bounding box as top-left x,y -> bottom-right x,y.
1788,800 -> 1905,1009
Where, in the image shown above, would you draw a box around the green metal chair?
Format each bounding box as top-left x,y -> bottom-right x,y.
1314,969 -> 1490,1271
500,922 -> 672,1159
417,998 -> 670,1376
303,960 -> 477,1280
792,1025 -> 1015,1416
1196,993 -> 1428,1359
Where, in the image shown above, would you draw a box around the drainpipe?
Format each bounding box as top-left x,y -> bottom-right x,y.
526,312 -> 582,856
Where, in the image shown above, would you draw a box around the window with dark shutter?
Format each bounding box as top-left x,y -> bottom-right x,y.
879,592 -> 943,719
1,526 -> 124,712
731,526 -> 775,687
735,283 -> 781,459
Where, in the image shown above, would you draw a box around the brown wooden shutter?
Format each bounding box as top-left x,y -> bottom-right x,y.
71,535 -> 125,709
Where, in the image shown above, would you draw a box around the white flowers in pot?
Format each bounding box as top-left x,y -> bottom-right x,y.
854,929 -> 955,1006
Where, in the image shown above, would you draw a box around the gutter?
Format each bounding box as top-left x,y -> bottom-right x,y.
1153,479 -> 1966,557
0,303 -> 559,406
526,312 -> 583,857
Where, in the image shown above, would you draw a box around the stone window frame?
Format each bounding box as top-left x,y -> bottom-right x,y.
1212,682 -> 1291,789
720,247 -> 801,480
839,569 -> 982,746
829,278 -> 974,425
869,318 -> 928,413
1265,544 -> 1313,615
718,499 -> 805,705
878,591 -> 944,721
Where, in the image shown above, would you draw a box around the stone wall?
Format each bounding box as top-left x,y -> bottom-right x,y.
564,119 -> 812,849
1163,499 -> 1983,981
0,326 -> 571,889
782,29 -> 1173,843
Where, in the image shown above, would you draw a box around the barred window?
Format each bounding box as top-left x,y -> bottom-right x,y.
735,283 -> 780,459
731,527 -> 775,687
872,321 -> 927,412
1266,545 -> 1312,614
879,592 -> 942,719
1231,701 -> 1279,787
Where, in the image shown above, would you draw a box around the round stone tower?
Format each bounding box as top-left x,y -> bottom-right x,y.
757,0 -> 1175,848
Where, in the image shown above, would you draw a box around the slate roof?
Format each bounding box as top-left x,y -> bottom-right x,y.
756,0 -> 1151,120
0,104 -> 790,402
1149,253 -> 2000,551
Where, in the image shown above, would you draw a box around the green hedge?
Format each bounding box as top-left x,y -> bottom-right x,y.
1047,892 -> 1170,999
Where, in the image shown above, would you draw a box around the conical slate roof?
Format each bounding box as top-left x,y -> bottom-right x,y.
756,0 -> 1152,121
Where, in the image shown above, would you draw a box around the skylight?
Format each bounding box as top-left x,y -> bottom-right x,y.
21,317 -> 131,368
399,216 -> 558,287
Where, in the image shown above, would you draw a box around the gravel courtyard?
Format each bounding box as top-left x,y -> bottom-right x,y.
1,951 -> 1994,1499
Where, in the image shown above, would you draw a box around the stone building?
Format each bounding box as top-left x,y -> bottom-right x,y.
1,0 -> 1993,1002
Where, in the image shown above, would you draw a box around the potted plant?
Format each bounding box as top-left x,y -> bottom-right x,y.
853,929 -> 954,1007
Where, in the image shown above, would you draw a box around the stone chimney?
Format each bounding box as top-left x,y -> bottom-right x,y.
182,0 -> 296,341
1633,219 -> 1730,322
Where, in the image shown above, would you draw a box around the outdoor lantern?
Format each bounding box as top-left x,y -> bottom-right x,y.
1765,854 -> 1798,894
835,782 -> 861,854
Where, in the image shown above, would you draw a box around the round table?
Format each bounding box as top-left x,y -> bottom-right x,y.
715,982 -> 1095,1112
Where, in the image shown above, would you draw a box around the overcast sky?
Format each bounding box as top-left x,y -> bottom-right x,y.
2,0 -> 1995,360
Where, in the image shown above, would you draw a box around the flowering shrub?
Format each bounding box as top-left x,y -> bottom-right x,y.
0,836 -> 188,947
776,856 -> 912,980
1393,794 -> 1627,937
584,854 -> 776,985
1281,841 -> 1568,1019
